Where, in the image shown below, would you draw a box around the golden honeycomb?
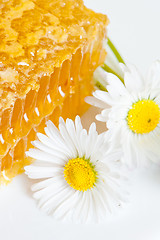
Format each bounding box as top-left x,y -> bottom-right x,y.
0,0 -> 108,184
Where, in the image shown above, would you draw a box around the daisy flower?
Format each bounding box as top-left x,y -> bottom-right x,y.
25,116 -> 126,223
86,61 -> 160,167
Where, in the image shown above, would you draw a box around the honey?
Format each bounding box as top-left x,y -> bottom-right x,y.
0,0 -> 108,184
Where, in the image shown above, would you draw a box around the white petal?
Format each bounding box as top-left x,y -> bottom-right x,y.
59,123 -> 77,158
40,186 -> 73,215
37,133 -> 71,158
78,129 -> 87,157
85,123 -> 98,159
53,190 -> 79,220
73,191 -> 88,222
75,115 -> 83,134
141,129 -> 160,162
85,96 -> 109,109
93,90 -> 114,106
31,178 -> 57,191
91,186 -> 109,220
34,177 -> 66,202
146,60 -> 160,88
65,118 -> 83,157
103,150 -> 122,163
106,73 -> 127,97
96,108 -> 110,122
123,63 -> 144,92
26,149 -> 65,164
45,120 -> 63,142
32,140 -> 67,160
25,165 -> 62,179
93,66 -> 108,87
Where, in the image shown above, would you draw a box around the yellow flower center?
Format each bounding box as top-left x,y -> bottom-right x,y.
64,158 -> 97,191
127,99 -> 160,134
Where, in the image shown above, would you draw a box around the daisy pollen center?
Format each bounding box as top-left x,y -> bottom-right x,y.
127,99 -> 160,134
64,158 -> 97,191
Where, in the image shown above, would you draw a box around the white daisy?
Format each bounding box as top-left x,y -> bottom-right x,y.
25,116 -> 126,223
86,61 -> 160,167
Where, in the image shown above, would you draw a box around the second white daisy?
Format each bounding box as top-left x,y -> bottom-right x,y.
25,116 -> 126,223
86,61 -> 160,167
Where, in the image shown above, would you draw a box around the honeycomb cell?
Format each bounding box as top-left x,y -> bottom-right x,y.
0,0 -> 108,184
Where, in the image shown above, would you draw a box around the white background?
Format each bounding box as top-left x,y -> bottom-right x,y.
1,0 -> 160,239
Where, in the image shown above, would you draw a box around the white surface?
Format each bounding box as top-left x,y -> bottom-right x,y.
85,0 -> 160,73
1,0 -> 160,239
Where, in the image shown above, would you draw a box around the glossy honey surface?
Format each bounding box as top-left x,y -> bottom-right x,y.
0,0 -> 108,184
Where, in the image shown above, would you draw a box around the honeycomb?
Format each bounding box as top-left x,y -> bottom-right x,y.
0,0 -> 108,184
